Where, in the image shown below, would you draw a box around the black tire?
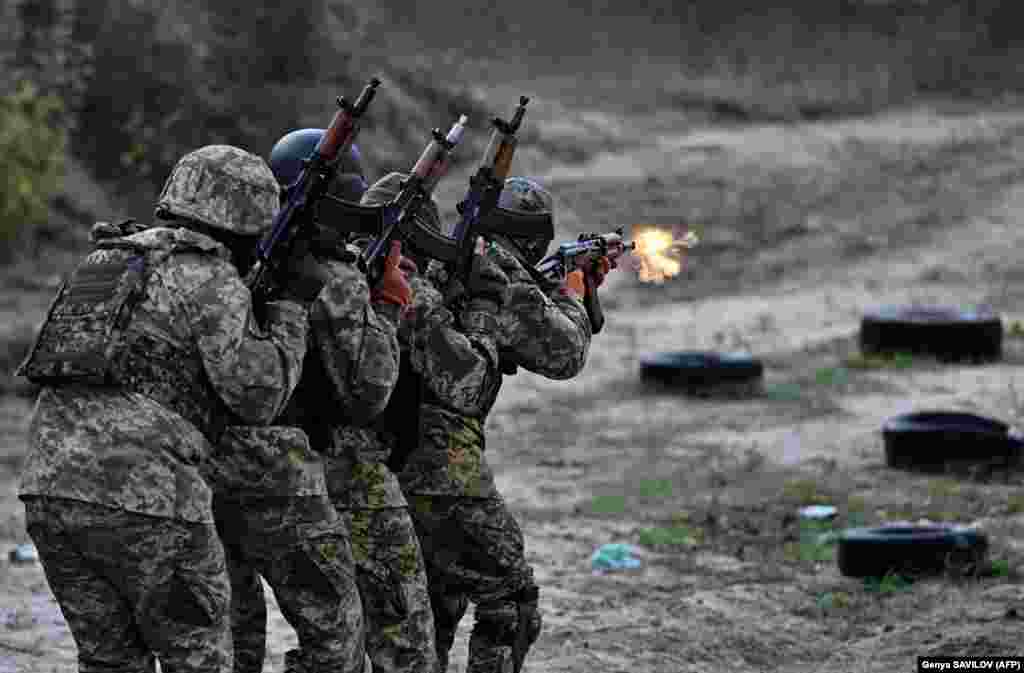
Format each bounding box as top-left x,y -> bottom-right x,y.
882,410 -> 1024,471
837,525 -> 988,578
859,305 -> 1002,362
639,351 -> 764,393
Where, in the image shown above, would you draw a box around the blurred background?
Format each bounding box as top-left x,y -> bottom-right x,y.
2,0 -> 1022,258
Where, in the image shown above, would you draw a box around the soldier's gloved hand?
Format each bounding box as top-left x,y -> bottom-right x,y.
563,270 -> 585,298
277,249 -> 329,304
371,240 -> 413,308
564,255 -> 611,299
587,255 -> 613,288
464,237 -> 509,312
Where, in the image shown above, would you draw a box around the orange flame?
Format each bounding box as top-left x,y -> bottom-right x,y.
634,227 -> 698,284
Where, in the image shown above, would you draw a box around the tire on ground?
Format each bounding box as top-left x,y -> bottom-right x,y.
859,305 -> 1002,362
639,351 -> 763,397
882,410 -> 1024,472
837,525 -> 988,578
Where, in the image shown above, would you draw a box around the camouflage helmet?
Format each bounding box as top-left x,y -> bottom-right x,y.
494,176 -> 555,266
269,128 -> 367,202
156,145 -> 280,237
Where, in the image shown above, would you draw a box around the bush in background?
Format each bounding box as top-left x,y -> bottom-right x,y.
0,81 -> 66,260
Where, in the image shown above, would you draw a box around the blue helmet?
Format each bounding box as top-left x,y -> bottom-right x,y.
268,128 -> 367,202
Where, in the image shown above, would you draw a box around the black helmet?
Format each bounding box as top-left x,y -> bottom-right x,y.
268,128 -> 367,202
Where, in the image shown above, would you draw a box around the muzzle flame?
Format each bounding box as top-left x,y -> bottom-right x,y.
634,227 -> 698,284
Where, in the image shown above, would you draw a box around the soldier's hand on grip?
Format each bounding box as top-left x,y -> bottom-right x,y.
465,236 -> 509,310
563,270 -> 585,298
371,240 -> 413,308
588,255 -> 612,288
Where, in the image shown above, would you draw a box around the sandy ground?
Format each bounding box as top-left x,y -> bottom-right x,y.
5,86 -> 1024,671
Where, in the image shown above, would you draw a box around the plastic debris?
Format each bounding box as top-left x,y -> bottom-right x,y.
590,543 -> 642,574
9,543 -> 38,565
798,505 -> 838,520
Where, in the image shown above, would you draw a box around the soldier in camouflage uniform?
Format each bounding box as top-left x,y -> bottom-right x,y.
388,176 -> 607,673
207,131 -> 375,673
16,145 -> 315,673
280,161 -> 442,673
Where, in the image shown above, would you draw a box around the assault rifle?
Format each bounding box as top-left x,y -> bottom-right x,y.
246,77 -> 381,302
536,227 -> 636,334
358,115 -> 470,286
446,96 -> 530,282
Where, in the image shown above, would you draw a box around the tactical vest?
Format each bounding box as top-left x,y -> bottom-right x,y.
17,224 -> 231,441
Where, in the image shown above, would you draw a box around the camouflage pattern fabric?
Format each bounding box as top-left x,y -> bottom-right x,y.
19,225 -> 309,524
394,240 -> 588,673
23,496 -> 232,672
487,237 -> 591,379
204,426 -> 328,497
213,494 -> 367,673
312,257 -> 403,426
393,266 -> 504,498
339,506 -> 437,673
156,145 -> 281,236
277,253 -> 406,509
407,495 -> 541,673
394,244 -> 589,499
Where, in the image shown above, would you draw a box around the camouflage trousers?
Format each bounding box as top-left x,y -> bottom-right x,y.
22,495 -> 232,673
337,506 -> 437,673
407,495 -> 542,673
212,494 -> 368,673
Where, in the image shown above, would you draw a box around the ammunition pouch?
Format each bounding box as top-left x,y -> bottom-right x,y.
17,241 -> 152,386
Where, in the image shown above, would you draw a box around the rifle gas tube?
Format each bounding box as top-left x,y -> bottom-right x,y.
246,77 -> 381,301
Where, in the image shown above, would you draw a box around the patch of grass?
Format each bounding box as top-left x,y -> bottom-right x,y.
924,511 -> 960,524
784,539 -> 837,563
761,382 -> 804,402
1007,495 -> 1024,515
783,478 -> 830,505
877,504 -> 915,522
638,524 -> 702,548
846,495 -> 868,527
816,591 -> 851,611
863,572 -> 914,595
637,478 -> 674,498
843,352 -> 916,370
1008,321 -> 1024,339
926,478 -> 962,499
989,558 -> 1011,578
814,366 -> 850,386
588,495 -> 627,515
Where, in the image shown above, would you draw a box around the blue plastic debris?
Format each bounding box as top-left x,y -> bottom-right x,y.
9,543 -> 38,565
590,543 -> 642,573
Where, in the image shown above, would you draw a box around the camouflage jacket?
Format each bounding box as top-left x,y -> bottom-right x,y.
396,242 -> 591,498
276,251 -> 405,509
19,224 -> 308,523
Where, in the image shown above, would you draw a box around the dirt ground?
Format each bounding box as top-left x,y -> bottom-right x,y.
6,71 -> 1024,671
